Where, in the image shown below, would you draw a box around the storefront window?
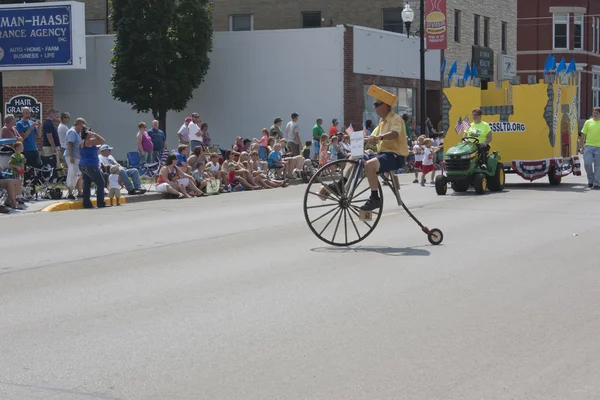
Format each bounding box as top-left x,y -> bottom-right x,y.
363,85 -> 414,124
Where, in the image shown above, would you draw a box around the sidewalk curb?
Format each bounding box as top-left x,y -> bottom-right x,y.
41,193 -> 165,212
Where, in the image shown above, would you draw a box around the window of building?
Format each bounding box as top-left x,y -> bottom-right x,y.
454,10 -> 461,42
574,15 -> 583,50
85,20 -> 106,35
382,8 -> 404,34
302,11 -> 322,28
229,14 -> 253,31
474,14 -> 480,46
483,17 -> 490,47
363,85 -> 414,123
553,14 -> 568,49
501,22 -> 507,52
594,18 -> 597,53
593,73 -> 600,109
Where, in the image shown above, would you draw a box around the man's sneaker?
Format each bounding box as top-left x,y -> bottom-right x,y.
480,164 -> 487,170
589,184 -> 594,188
413,179 -> 418,183
0,205 -> 9,214
420,180 -> 425,187
360,197 -> 382,211
135,188 -> 147,194
430,181 -> 435,185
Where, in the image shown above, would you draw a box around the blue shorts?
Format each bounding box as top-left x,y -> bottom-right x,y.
367,152 -> 405,173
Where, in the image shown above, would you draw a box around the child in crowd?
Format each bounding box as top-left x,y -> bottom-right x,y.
108,165 -> 123,206
8,142 -> 26,180
421,138 -> 442,186
329,135 -> 342,161
319,134 -> 329,167
302,140 -> 312,159
268,143 -> 286,170
412,135 -> 425,183
205,153 -> 229,191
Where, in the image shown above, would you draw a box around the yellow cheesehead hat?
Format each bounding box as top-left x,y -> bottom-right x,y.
367,85 -> 398,107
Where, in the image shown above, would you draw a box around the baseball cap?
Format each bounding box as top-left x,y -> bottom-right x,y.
332,118 -> 339,124
274,117 -> 282,123
99,144 -> 113,151
291,113 -> 299,119
185,117 -> 193,123
236,136 -> 242,141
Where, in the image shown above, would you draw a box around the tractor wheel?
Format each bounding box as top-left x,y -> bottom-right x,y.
548,168 -> 562,185
488,163 -> 505,192
451,181 -> 469,193
473,173 -> 487,195
435,175 -> 447,195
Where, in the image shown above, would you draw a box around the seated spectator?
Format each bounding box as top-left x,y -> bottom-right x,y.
205,153 -> 229,191
175,144 -> 190,171
302,140 -> 312,159
268,143 -> 286,170
2,114 -> 23,144
223,150 -> 260,190
0,167 -> 24,210
232,136 -> 246,153
239,152 -> 275,189
156,154 -> 191,198
341,134 -> 351,156
227,162 -> 259,191
98,144 -> 147,195
279,138 -> 311,178
187,146 -> 208,192
247,151 -> 289,188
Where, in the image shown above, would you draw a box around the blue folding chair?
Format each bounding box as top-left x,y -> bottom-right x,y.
127,151 -> 143,171
127,151 -> 159,190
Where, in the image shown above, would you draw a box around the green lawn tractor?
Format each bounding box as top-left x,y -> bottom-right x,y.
435,137 -> 505,195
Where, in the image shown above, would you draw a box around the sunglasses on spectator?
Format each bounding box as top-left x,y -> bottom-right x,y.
374,102 -> 384,108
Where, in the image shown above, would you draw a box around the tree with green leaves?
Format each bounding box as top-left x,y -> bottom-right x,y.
109,0 -> 213,133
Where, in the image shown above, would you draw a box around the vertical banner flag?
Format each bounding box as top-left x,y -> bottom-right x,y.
425,0 -> 447,50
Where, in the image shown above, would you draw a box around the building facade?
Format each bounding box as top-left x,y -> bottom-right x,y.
213,0 -> 518,125
517,0 -> 600,121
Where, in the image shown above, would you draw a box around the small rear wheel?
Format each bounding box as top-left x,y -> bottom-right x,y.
427,228 -> 444,245
435,175 -> 447,195
548,168 -> 562,185
473,173 -> 487,195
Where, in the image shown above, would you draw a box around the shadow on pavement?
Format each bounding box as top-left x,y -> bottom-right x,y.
0,381 -> 121,399
311,245 -> 431,257
503,182 -> 588,193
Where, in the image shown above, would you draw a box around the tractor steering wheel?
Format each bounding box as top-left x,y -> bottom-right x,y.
462,135 -> 480,145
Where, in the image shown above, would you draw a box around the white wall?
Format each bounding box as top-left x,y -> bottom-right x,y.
54,27 -> 346,159
352,26 -> 441,81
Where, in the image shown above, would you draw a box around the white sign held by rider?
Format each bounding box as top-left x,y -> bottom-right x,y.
350,130 -> 364,158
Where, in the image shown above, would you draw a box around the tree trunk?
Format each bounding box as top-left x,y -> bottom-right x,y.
152,109 -> 168,138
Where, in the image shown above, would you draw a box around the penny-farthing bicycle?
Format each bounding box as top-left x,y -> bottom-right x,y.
303,157 -> 444,247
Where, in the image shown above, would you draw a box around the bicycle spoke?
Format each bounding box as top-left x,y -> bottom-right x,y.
347,208 -> 361,239
315,176 -> 342,201
306,202 -> 339,210
351,185 -> 371,201
310,205 -> 339,224
319,208 -> 342,236
343,207 -> 348,244
332,206 -> 344,243
348,206 -> 373,229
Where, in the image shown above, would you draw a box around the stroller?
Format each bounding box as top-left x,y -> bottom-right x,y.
23,165 -> 65,200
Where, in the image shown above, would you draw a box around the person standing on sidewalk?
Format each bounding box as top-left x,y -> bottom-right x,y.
16,107 -> 42,168
77,118 -> 107,209
312,117 -> 325,161
580,106 -> 600,189
285,113 -> 301,156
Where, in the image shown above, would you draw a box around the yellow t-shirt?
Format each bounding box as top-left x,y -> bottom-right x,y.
374,111 -> 409,156
466,121 -> 492,143
582,118 -> 600,147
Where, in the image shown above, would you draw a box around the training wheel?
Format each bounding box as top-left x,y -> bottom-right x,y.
427,228 -> 444,245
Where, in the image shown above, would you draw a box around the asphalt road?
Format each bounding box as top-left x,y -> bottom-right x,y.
1,173 -> 599,400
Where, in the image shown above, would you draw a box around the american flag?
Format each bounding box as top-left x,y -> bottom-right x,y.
455,117 -> 463,134
461,116 -> 471,132
345,124 -> 354,134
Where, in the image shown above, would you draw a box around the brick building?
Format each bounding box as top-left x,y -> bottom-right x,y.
517,0 -> 599,122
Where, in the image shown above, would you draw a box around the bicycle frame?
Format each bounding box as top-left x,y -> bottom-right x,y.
345,157 -> 403,206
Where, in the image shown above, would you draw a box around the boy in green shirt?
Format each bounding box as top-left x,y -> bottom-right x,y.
8,142 -> 26,179
312,117 -> 325,160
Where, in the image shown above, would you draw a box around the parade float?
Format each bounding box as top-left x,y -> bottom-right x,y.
441,78 -> 581,185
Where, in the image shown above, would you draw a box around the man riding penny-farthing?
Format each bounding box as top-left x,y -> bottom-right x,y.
303,85 -> 443,246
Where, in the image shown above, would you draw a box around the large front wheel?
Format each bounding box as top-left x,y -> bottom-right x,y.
303,159 -> 383,246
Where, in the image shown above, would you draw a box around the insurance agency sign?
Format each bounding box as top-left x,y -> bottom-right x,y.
0,1 -> 86,70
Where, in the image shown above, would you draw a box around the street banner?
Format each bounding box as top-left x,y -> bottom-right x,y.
425,0 -> 447,50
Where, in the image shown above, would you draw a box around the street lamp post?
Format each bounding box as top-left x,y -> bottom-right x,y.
402,2 -> 427,137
